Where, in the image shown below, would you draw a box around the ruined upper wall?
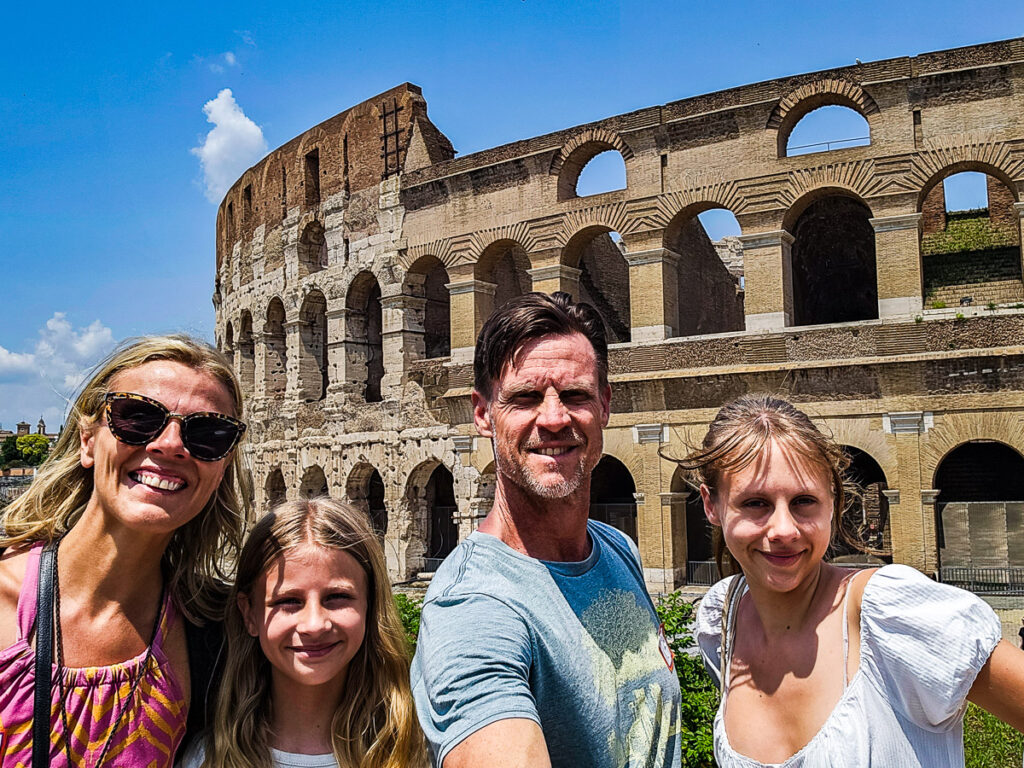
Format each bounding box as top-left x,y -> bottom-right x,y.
215,83 -> 453,272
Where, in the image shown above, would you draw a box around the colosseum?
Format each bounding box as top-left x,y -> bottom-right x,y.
215,38 -> 1024,615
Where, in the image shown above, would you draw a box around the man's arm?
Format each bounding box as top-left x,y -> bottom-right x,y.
443,718 -> 551,768
968,639 -> 1024,730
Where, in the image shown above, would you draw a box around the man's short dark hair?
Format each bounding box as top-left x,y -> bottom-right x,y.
473,292 -> 608,399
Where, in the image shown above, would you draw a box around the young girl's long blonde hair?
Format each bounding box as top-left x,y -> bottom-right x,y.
206,496 -> 424,768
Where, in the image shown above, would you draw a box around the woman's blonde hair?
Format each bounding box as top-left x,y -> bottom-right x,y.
207,496 -> 424,768
674,394 -> 862,577
0,334 -> 250,621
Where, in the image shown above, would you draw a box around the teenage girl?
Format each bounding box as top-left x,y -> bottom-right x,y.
182,497 -> 423,768
681,395 -> 1024,767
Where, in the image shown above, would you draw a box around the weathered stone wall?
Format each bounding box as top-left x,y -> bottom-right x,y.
216,38 -> 1024,590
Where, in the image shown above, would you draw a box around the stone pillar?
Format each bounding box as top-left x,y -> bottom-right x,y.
447,275 -> 496,365
920,489 -> 941,574
870,213 -> 924,318
252,331 -> 269,402
1015,203 -> 1024,281
284,319 -> 302,407
883,411 -> 934,572
738,230 -> 794,331
631,423 -> 681,593
659,491 -> 690,586
624,250 -> 680,342
379,291 -> 412,397
527,264 -> 582,298
325,306 -> 346,401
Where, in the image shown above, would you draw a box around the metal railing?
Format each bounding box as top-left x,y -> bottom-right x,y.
939,566 -> 1024,595
788,136 -> 870,155
422,557 -> 446,574
686,560 -> 721,586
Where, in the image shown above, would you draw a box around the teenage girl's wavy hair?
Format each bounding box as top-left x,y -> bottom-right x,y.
207,497 -> 424,768
673,394 -> 862,577
0,334 -> 249,622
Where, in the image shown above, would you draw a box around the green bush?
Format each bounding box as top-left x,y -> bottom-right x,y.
394,592 -> 422,653
964,702 -> 1024,768
921,215 -> 1018,256
932,300 -> 948,309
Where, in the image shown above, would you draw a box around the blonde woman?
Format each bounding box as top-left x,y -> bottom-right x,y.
681,395 -> 1024,767
0,335 -> 249,766
182,497 -> 424,768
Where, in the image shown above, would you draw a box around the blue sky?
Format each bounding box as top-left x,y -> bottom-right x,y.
1,0 -> 1022,428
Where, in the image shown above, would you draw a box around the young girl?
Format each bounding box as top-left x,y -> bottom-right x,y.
682,395 -> 1024,767
181,497 -> 423,768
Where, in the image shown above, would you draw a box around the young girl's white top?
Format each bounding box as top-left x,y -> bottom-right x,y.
696,564 -> 1002,767
179,742 -> 337,767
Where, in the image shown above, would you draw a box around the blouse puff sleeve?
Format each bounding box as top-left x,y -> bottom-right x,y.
858,564 -> 1002,731
695,576 -> 737,691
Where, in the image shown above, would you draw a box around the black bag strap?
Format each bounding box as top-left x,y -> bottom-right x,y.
33,540 -> 57,767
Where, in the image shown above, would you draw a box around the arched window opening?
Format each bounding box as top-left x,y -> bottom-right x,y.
406,255 -> 451,360
921,170 -> 1022,308
300,465 -> 329,498
786,105 -> 870,157
790,194 -> 877,326
566,228 -> 630,344
298,290 -> 328,402
590,456 -> 637,542
298,221 -> 328,276
264,298 -> 288,399
666,208 -> 745,337
223,322 -> 234,357
477,241 -> 531,313
237,312 -> 255,396
575,150 -> 627,197
265,468 -> 286,509
346,273 -> 384,403
935,442 -> 1024,578
685,493 -> 715,584
830,448 -> 890,563
348,464 -> 388,539
425,465 -> 458,568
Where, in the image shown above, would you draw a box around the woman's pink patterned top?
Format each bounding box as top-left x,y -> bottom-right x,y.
0,542 -> 188,766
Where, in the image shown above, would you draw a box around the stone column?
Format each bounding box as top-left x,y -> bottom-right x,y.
920,489 -> 941,574
252,331 -> 269,402
1015,203 -> 1024,281
527,264 -> 582,298
324,306 -> 346,402
659,491 -> 690,586
870,213 -> 924,318
624,249 -> 680,342
738,230 -> 794,331
446,274 -> 496,365
284,319 -> 302,407
379,291 -> 414,398
883,411 -> 933,572
631,423 -> 682,593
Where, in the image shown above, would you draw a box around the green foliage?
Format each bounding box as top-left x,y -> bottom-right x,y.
921,215 -> 1018,256
964,702 -> 1024,768
394,593 -> 422,654
655,592 -> 718,768
914,314 -> 924,323
1,436 -> 19,466
931,300 -> 948,309
986,301 -> 998,311
16,434 -> 50,466
955,312 -> 966,321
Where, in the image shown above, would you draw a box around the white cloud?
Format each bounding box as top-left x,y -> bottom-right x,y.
224,52 -> 237,67
191,89 -> 267,203
0,314 -> 116,431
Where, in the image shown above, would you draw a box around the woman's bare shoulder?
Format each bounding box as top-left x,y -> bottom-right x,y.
0,545 -> 34,645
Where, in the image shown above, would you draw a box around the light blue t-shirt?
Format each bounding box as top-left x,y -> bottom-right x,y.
411,520 -> 682,768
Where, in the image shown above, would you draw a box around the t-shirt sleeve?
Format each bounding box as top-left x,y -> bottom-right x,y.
859,565 -> 1002,731
695,576 -> 732,690
411,591 -> 539,764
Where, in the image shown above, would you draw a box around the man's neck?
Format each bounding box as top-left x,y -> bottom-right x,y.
478,478 -> 592,562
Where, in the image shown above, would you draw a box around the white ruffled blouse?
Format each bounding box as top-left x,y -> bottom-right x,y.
695,565 -> 1002,768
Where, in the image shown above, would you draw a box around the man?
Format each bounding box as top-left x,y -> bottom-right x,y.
411,292 -> 682,768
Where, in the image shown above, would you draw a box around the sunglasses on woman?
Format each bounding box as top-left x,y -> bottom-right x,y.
104,392 -> 246,461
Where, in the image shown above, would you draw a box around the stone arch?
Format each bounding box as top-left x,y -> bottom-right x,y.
562,225 -> 630,343
297,289 -> 328,401
265,467 -> 287,509
933,440 -> 1024,571
347,462 -> 388,537
768,78 -> 880,157
298,219 -> 328,277
223,321 -> 234,357
346,271 -> 384,403
403,458 -> 458,573
475,239 -> 531,312
833,446 -> 891,561
669,465 -> 716,584
552,129 -> 634,200
237,311 -> 255,397
590,455 -> 637,542
299,464 -> 329,498
916,160 -> 1019,211
264,297 -> 288,399
405,254 -> 451,359
663,203 -> 745,337
784,188 -> 877,326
